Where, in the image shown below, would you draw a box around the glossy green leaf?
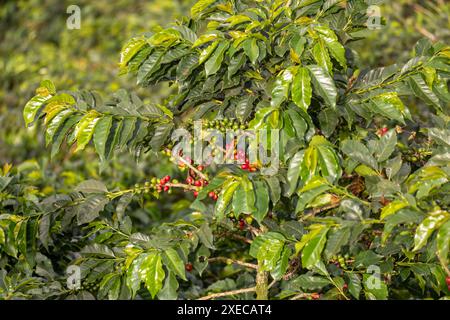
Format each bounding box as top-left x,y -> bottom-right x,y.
413,211 -> 449,252
292,67 -> 312,111
162,248 -> 187,281
301,226 -> 329,269
307,65 -> 337,108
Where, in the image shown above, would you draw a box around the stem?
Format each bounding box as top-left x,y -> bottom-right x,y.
173,153 -> 209,181
352,67 -> 423,95
255,268 -> 269,300
198,287 -> 256,300
208,257 -> 258,270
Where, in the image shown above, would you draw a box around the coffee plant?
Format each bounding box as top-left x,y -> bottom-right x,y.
1,0 -> 449,300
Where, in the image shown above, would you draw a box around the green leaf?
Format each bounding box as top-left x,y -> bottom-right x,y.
437,220 -> 450,266
197,223 -> 215,250
370,92 -> 407,124
162,248 -> 187,281
24,94 -> 52,127
45,109 -> 75,146
74,112 -> 100,152
205,41 -> 229,76
256,237 -> 285,272
324,226 -> 350,260
140,252 -> 165,298
248,107 -> 275,130
428,128 -> 450,147
137,50 -> 164,85
287,150 -> 304,196
191,0 -> 217,19
228,52 -> 246,78
126,255 -> 145,298
232,176 -> 256,215
409,74 -> 441,111
307,65 -> 337,108
377,129 -> 397,162
271,68 -> 294,108
413,211 -> 449,252
347,273 -> 362,299
158,272 -> 179,300
380,200 -> 409,220
341,140 -> 378,170
150,123 -> 174,151
354,250 -> 382,268
363,274 -> 388,300
93,116 -> 113,162
81,244 -> 115,258
291,275 -> 331,290
271,246 -> 291,280
301,226 -> 329,269
51,114 -> 81,158
316,144 -> 341,183
243,38 -> 259,64
199,40 -> 219,64
120,37 -> 147,67
253,181 -> 269,223
215,179 -> 240,220
312,41 -> 332,74
318,107 -> 338,137
193,33 -> 219,48
177,54 -> 199,81
292,67 -> 312,111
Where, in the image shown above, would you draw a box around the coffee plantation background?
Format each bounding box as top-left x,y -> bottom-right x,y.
0,0 -> 449,300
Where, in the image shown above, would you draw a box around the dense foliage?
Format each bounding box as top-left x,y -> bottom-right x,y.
1,0 -> 449,300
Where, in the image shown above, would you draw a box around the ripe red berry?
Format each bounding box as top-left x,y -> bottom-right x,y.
186,177 -> 193,184
378,127 -> 389,137
194,180 -> 202,187
446,277 -> 450,286
193,191 -> 199,198
241,163 -> 249,170
213,194 -> 218,201
163,186 -> 170,192
185,263 -> 193,272
164,175 -> 171,183
311,293 -> 320,300
203,180 -> 209,186
343,283 -> 348,290
238,219 -> 245,230
208,191 -> 216,198
197,165 -> 204,171
245,158 -> 250,164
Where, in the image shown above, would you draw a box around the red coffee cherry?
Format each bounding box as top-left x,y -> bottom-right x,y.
185,263 -> 193,272
194,180 -> 202,187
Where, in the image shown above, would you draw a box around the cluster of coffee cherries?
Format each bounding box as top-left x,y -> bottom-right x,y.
402,146 -> 432,163
229,216 -> 250,230
133,176 -> 179,195
184,162 -> 215,199
226,145 -> 259,172
156,175 -> 173,193
80,280 -> 100,292
201,118 -> 249,133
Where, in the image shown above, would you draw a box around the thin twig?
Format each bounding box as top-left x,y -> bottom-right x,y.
197,287 -> 256,300
290,293 -> 310,300
208,257 -> 258,270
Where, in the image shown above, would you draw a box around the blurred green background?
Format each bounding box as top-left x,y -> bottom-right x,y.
0,0 -> 449,192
